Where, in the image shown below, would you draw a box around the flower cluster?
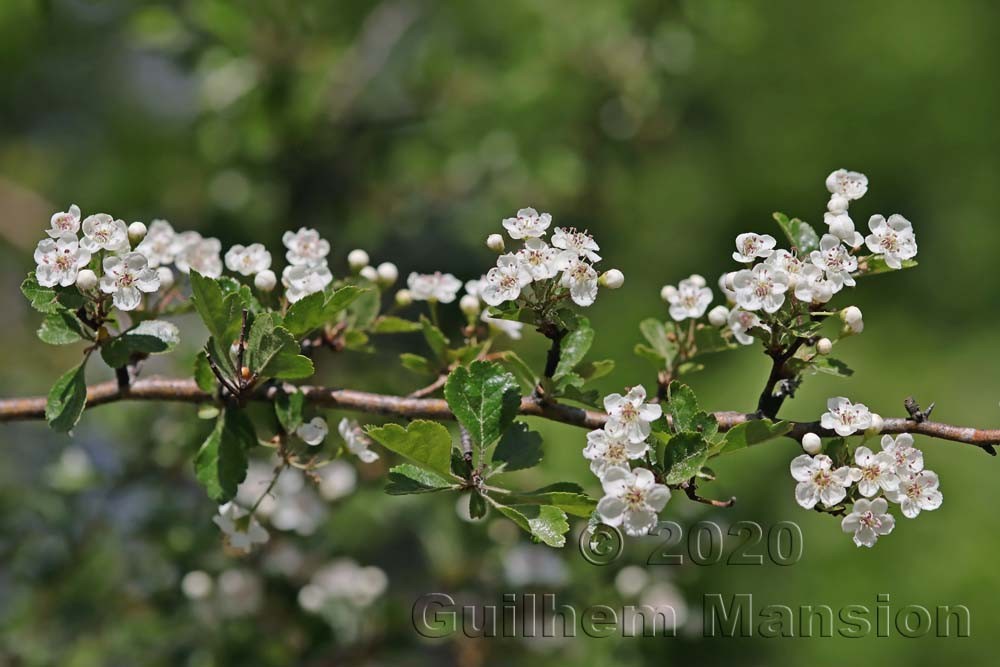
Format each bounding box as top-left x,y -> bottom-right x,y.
586,385 -> 670,536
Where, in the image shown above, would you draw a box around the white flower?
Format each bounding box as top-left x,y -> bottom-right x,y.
885,470 -> 942,518
727,308 -> 769,345
810,234 -> 857,289
732,264 -> 788,313
480,255 -> 533,306
732,232 -> 776,263
34,234 -> 92,287
297,417 -> 328,445
793,264 -> 835,303
517,238 -> 568,280
174,233 -> 223,278
225,243 -> 272,276
80,214 -> 129,253
604,385 -> 662,444
823,211 -> 863,248
841,497 -> 895,548
47,204 -> 81,238
482,313 -> 523,340
826,168 -> 868,200
559,256 -> 599,307
765,250 -> 806,288
820,397 -> 873,436
790,454 -> 853,509
406,272 -> 463,303
502,207 -> 552,239
134,220 -> 176,267
99,252 -> 160,310
665,274 -> 713,321
880,433 -> 923,474
339,418 -> 379,463
850,446 -> 900,497
283,263 -> 332,303
551,227 -> 601,262
864,214 -> 917,269
283,227 -> 331,266
583,428 -> 649,477
596,467 -> 670,537
213,502 -> 269,553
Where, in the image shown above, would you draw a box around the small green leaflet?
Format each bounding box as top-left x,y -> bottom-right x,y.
100,320 -> 180,368
773,212 -> 820,253
659,431 -> 710,484
385,464 -> 456,495
190,271 -> 242,343
274,388 -> 304,433
283,286 -> 365,337
194,409 -> 256,502
366,420 -> 454,479
491,421 -> 543,472
711,419 -> 792,456
443,361 -> 520,455
492,502 -> 570,547
246,313 -> 314,380
38,311 -> 88,346
553,318 -> 593,380
46,360 -> 89,433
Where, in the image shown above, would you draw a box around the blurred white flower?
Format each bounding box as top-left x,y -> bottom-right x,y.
283,263 -> 332,303
283,227 -> 331,266
213,502 -> 269,553
296,417 -> 328,446
174,232 -> 223,278
406,271 -> 462,303
134,220 -> 177,267
225,243 -> 272,276
339,418 -> 379,462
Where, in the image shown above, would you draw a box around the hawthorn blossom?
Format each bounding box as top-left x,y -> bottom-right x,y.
213,502 -> 269,553
174,233 -> 223,278
790,454 -> 853,509
559,256 -> 599,307
823,211 -> 863,248
604,385 -> 661,444
717,272 -> 737,303
34,235 -> 92,287
810,234 -> 857,288
501,207 -> 552,239
225,243 -> 272,276
732,263 -> 789,313
283,263 -> 332,303
297,417 -> 328,445
765,250 -> 806,288
134,220 -> 176,267
596,467 -> 671,537
841,497 -> 895,548
663,275 -> 713,321
583,428 -> 649,477
865,214 -> 918,269
99,252 -> 160,311
517,238 -> 568,280
283,227 -> 331,266
820,396 -> 873,436
850,446 -> 900,497
727,308 -> 769,345
885,470 -> 942,518
80,214 -> 129,253
732,232 -> 776,263
826,168 -> 868,201
482,313 -> 523,340
793,264 -> 835,303
47,204 -> 81,238
339,418 -> 379,463
880,433 -> 923,474
551,227 -> 601,262
480,254 -> 533,306
406,272 -> 462,303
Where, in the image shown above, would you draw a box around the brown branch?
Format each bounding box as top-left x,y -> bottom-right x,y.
1,377 -> 998,452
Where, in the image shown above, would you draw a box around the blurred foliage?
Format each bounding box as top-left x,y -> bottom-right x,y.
2,0 -> 1000,665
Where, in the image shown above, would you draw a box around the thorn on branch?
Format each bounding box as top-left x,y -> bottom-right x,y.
904,396 -> 935,423
681,479 -> 736,508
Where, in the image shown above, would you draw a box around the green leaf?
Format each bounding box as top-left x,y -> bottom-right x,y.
773,212 -> 820,253
38,311 -> 86,345
283,286 -> 365,337
100,320 -> 179,367
21,273 -> 84,314
385,464 -> 455,495
194,409 -> 255,502
553,318 -> 593,380
468,492 -> 488,519
444,361 -> 520,453
246,313 -> 314,380
712,419 -> 792,456
503,484 -> 597,518
193,351 -> 216,393
371,316 -> 423,334
275,388 -> 304,433
348,286 -> 381,329
400,352 -> 437,376
661,431 -> 710,484
577,359 -> 615,383
638,319 -> 678,368
665,382 -> 718,439
366,420 -> 454,479
692,325 -> 736,356
420,315 -> 450,361
46,361 -> 88,433
190,271 -> 242,343
855,255 -> 918,277
493,503 -> 569,547
492,421 -> 543,471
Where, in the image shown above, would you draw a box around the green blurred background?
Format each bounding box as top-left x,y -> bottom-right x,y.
2,0 -> 999,664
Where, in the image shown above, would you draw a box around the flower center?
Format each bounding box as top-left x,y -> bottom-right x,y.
605,442 -> 627,463
622,486 -> 646,510
811,469 -> 833,489
860,465 -> 881,482
859,510 -> 881,530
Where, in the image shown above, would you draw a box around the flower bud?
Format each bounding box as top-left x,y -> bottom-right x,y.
459,294 -> 481,317
75,269 -> 97,291
156,266 -> 175,290
599,269 -> 624,289
376,261 -> 398,286
254,269 -> 277,292
688,273 -> 707,287
827,194 -> 850,214
868,413 -> 884,434
660,285 -> 677,303
347,249 -> 370,272
395,289 -> 413,307
801,433 -> 822,455
840,306 -> 863,334
359,265 -> 378,282
486,233 -> 505,253
127,221 -> 147,245
816,337 -> 833,355
707,305 -> 729,327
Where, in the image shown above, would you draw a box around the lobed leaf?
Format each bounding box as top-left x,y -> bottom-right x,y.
194,409 -> 256,502
46,361 -> 88,433
444,361 -> 520,453
366,420 -> 454,479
